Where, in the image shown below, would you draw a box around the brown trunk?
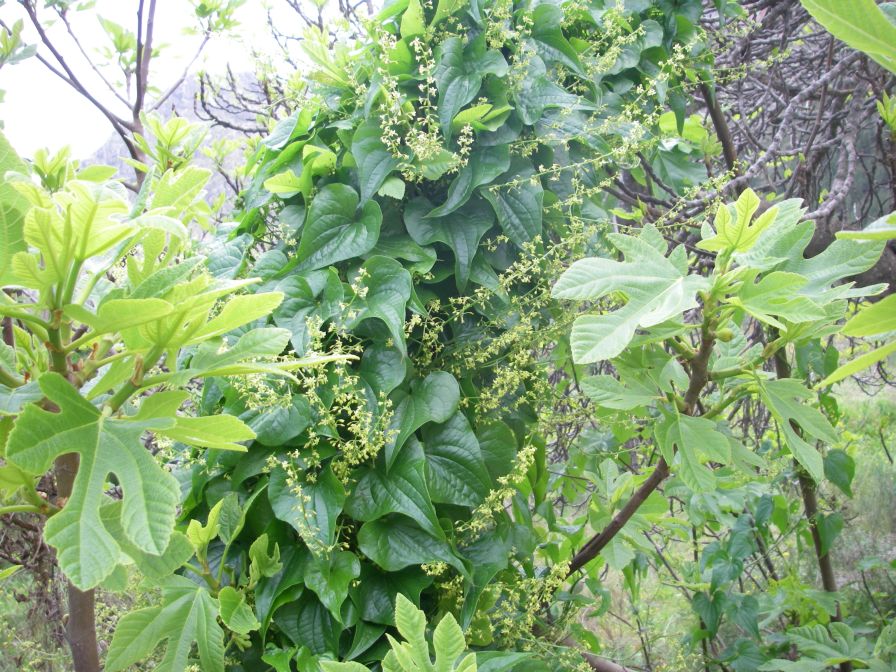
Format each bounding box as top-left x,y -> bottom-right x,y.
55,452 -> 100,672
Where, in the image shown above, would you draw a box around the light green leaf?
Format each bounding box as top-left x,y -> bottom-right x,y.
401,0 -> 426,39
187,498 -> 224,556
819,339 -> 896,387
264,169 -> 308,199
394,593 -> 428,667
56,181 -> 132,260
580,375 -> 659,411
801,0 -> 896,74
106,576 -> 224,672
0,381 -> 42,416
5,373 -> 179,589
297,184 -> 382,271
698,188 -> 776,254
726,271 -> 825,330
836,212 -> 896,241
0,565 -> 21,581
187,291 -> 284,343
181,328 -> 291,383
219,586 -> 261,634
842,294 -> 896,337
99,503 -> 193,582
248,533 -> 283,586
156,414 -> 255,451
433,613 -> 466,672
553,227 -> 708,363
758,379 -> 837,480
0,130 -> 30,287
602,537 -> 635,570
450,103 -> 512,133
378,176 -> 407,200
64,298 -> 175,338
657,413 -> 730,492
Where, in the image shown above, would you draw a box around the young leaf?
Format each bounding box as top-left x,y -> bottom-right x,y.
218,586 -> 261,634
248,533 -> 283,586
433,613 -> 466,672
0,130 -> 30,287
697,188 -> 776,255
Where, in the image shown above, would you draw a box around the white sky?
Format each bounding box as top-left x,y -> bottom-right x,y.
0,0 -> 273,159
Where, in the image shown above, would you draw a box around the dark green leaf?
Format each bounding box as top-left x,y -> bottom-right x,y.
357,516 -> 468,577
422,411 -> 491,506
296,184 -> 382,271
346,437 -> 444,538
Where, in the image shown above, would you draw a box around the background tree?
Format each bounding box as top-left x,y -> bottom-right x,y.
0,0 -> 242,183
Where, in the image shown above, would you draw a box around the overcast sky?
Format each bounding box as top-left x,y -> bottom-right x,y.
0,1 -> 271,159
